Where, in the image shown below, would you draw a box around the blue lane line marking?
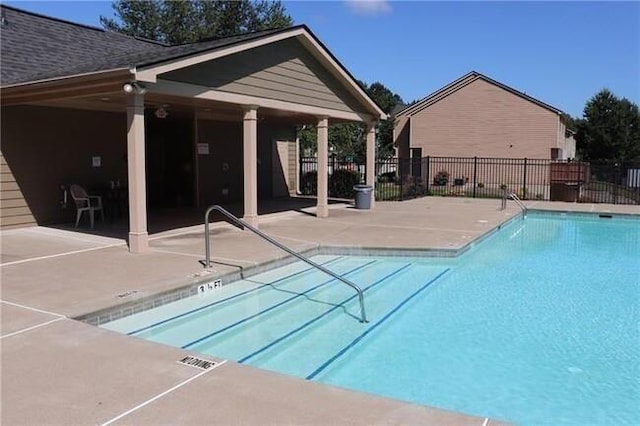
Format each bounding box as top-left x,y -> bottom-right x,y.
128,256 -> 344,336
238,263 -> 413,364
181,259 -> 378,349
306,267 -> 451,380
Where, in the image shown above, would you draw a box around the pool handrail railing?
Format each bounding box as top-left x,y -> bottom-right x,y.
501,189 -> 528,215
204,205 -> 368,323
508,192 -> 528,214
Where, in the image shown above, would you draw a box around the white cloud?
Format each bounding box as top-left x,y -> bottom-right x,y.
345,0 -> 392,16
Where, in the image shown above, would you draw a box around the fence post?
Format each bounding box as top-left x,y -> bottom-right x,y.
614,164 -> 620,204
399,157 -> 404,201
331,154 -> 336,177
299,157 -> 304,194
425,156 -> 430,195
472,156 -> 478,198
522,157 -> 528,200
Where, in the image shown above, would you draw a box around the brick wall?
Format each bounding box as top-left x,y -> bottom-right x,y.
407,78 -> 561,159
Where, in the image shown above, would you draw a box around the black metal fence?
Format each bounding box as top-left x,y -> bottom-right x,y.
299,156 -> 640,205
299,156 -> 366,199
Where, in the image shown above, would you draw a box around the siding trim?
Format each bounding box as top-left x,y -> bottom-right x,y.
153,79 -> 373,122
136,29 -> 306,81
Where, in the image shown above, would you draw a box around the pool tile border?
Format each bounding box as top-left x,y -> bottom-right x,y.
75,212 -> 526,326
79,209 -> 639,327
527,208 -> 640,221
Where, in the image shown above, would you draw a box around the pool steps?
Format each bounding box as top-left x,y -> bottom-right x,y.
204,205 -> 368,323
117,256 -> 376,347
108,256 -> 452,379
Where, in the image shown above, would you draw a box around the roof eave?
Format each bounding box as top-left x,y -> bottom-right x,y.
1,67 -> 133,90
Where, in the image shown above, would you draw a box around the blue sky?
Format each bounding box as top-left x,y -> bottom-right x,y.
4,1 -> 639,117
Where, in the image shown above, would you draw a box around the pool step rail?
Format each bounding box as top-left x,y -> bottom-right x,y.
120,257 -> 373,346
204,205 -> 368,323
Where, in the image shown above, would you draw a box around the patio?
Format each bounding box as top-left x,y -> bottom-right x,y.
2,197 -> 637,424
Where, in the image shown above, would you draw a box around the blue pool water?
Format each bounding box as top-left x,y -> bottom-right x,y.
103,212 -> 640,424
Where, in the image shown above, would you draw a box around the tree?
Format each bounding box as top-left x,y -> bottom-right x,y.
329,122 -> 365,160
296,81 -> 404,160
365,82 -> 404,158
327,81 -> 403,160
100,0 -> 293,44
297,125 -> 317,157
367,82 -> 403,113
575,89 -> 640,163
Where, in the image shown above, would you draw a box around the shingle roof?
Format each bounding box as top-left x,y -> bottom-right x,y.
0,5 -> 290,86
396,71 -> 564,117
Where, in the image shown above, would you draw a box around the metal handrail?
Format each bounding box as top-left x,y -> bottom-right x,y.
507,192 -> 528,214
204,205 -> 368,323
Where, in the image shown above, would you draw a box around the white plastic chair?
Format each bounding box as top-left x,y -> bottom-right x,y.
69,184 -> 103,228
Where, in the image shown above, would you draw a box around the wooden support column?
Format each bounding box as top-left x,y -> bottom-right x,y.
316,116 -> 329,218
366,120 -> 376,209
243,106 -> 259,227
126,93 -> 148,253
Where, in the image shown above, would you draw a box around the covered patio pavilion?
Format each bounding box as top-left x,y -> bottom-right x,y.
1,6 -> 385,252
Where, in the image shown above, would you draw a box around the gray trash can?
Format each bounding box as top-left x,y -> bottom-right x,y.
353,184 -> 373,209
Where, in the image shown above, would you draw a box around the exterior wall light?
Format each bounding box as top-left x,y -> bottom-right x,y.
154,107 -> 168,119
123,81 -> 147,95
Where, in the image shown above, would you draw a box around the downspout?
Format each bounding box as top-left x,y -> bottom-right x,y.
556,114 -> 561,159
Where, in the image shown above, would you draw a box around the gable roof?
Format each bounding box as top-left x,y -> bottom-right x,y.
396,71 -> 564,117
0,5 -> 284,86
0,5 -> 384,119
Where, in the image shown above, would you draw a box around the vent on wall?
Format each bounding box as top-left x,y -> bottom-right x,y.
177,356 -> 217,370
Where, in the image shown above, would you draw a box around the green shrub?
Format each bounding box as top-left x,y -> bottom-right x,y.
402,176 -> 427,197
433,170 -> 449,186
329,168 -> 360,198
519,187 -> 528,199
377,171 -> 396,183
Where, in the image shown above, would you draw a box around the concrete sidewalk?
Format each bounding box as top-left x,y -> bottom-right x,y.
2,197 -> 635,425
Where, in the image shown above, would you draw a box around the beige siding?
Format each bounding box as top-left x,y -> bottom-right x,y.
272,140 -> 290,197
1,152 -> 36,228
394,115 -> 411,159
1,106 -> 127,228
565,134 -> 577,159
408,79 -> 560,159
271,138 -> 297,197
287,140 -> 297,195
163,39 -> 366,114
258,124 -> 296,199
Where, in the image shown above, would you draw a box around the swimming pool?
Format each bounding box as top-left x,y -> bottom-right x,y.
102,211 -> 640,424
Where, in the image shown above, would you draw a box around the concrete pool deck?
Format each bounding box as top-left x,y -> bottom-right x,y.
2,197 -> 637,425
